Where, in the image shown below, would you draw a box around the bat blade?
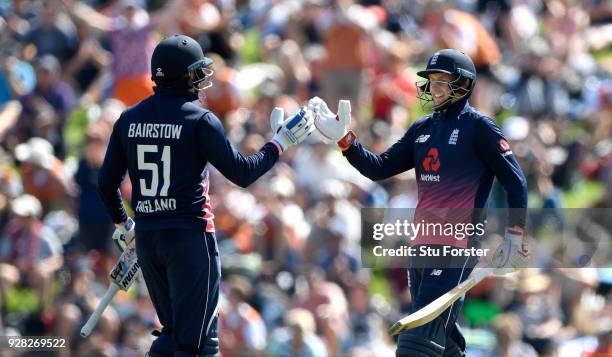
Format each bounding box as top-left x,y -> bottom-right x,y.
389,267 -> 494,336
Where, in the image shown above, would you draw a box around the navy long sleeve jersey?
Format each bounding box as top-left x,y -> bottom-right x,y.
98,88 -> 279,231
344,100 -> 527,227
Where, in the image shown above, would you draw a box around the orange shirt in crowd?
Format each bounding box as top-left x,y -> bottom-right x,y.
323,20 -> 369,71
440,9 -> 501,68
21,159 -> 69,212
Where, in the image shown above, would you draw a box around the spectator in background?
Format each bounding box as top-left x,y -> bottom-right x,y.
219,275 -> 267,357
63,0 -> 183,106
116,315 -> 154,356
0,101 -> 22,143
317,0 -> 371,107
421,0 -> 501,115
488,313 -> 538,357
17,55 -> 75,158
371,42 -> 416,123
74,122 -> 114,254
170,0 -> 222,35
294,267 -> 350,356
15,138 -> 75,213
315,215 -> 359,290
511,270 -> 564,355
2,0 -> 37,41
73,99 -> 123,256
255,174 -> 309,272
55,258 -> 124,353
53,259 -> 99,347
0,147 -> 22,231
14,137 -> 75,213
200,53 -> 241,121
421,1 -> 501,70
64,18 -> 112,103
347,277 -> 393,354
23,0 -> 77,62
164,0 -> 226,60
261,34 -> 312,100
583,326 -> 612,357
0,52 -> 37,109
267,308 -> 328,357
0,194 -> 63,307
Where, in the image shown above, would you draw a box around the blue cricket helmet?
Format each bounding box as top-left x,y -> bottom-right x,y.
151,34 -> 214,91
416,49 -> 477,111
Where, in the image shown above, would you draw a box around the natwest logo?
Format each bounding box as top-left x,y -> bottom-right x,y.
421,173 -> 440,182
421,147 -> 441,182
422,148 -> 441,172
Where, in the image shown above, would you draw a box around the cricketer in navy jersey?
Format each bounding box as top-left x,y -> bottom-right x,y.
309,49 -> 528,357
97,35 -> 313,357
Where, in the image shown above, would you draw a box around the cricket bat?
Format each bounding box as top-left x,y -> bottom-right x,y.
388,267 -> 494,336
80,246 -> 141,337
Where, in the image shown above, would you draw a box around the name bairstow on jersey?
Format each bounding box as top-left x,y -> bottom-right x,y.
128,123 -> 183,139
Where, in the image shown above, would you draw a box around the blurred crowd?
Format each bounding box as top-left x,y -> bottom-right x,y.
0,0 -> 610,356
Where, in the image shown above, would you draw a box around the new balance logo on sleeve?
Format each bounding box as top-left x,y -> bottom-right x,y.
430,269 -> 443,276
415,134 -> 430,143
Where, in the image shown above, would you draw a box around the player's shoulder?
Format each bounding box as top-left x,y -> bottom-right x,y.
460,105 -> 501,130
415,114 -> 434,125
182,100 -> 211,116
189,102 -> 220,124
186,102 -> 225,134
403,114 -> 436,139
116,96 -> 153,123
412,114 -> 435,130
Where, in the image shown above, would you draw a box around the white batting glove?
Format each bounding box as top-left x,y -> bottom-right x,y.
112,217 -> 135,252
308,97 -> 352,142
270,107 -> 314,153
492,227 -> 530,274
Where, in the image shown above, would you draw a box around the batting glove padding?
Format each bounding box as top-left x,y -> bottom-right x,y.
492,227 -> 529,274
270,107 -> 314,153
308,97 -> 351,142
112,217 -> 135,252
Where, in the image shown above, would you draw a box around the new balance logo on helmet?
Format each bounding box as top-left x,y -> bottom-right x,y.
431,269 -> 443,276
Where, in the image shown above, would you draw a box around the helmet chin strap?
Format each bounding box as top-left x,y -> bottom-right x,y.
434,97 -> 453,111
434,93 -> 468,111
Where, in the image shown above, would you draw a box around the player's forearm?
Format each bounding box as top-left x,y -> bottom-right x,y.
97,186 -> 128,224
97,161 -> 128,224
499,163 -> 528,227
507,193 -> 527,228
343,141 -> 403,181
216,142 -> 280,188
97,123 -> 129,224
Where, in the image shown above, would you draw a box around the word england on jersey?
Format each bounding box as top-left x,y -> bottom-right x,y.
135,198 -> 177,213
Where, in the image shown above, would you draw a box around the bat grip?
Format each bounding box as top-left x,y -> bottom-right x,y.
80,284 -> 120,337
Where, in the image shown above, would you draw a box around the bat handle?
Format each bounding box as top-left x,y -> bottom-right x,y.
80,284 -> 120,337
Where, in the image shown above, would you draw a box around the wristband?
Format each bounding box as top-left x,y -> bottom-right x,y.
337,130 -> 357,151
